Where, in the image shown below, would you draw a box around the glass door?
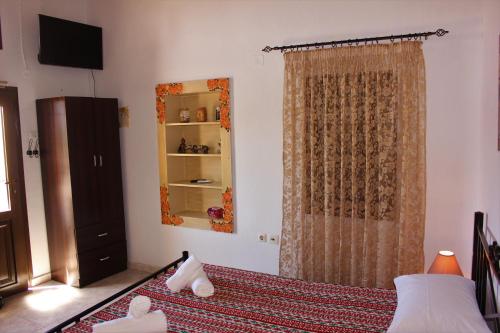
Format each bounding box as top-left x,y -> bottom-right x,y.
0,87 -> 31,298
0,107 -> 10,213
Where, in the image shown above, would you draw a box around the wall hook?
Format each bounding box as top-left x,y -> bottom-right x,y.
26,138 -> 33,158
32,138 -> 39,158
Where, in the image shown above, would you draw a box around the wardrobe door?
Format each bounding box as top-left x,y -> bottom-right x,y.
94,98 -> 125,226
65,97 -> 99,229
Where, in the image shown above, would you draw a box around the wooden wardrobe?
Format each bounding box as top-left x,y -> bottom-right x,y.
37,97 -> 127,287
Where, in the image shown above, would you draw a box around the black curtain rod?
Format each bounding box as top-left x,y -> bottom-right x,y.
262,28 -> 449,53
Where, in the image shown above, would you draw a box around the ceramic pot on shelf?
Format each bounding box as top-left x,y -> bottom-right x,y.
207,207 -> 224,219
179,108 -> 190,123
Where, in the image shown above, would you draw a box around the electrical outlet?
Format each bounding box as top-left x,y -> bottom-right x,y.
258,233 -> 267,242
269,234 -> 280,245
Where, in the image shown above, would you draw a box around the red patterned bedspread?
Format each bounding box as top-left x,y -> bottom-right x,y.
65,264 -> 396,333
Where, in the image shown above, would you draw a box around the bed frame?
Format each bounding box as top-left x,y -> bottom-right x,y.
45,212 -> 500,332
473,211 -> 500,332
45,251 -> 189,333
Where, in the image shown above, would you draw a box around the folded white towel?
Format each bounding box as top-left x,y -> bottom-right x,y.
190,269 -> 214,298
92,310 -> 166,333
166,255 -> 215,297
166,255 -> 203,292
127,295 -> 151,318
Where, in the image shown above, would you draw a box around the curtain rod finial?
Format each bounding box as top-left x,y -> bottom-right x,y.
436,29 -> 449,37
262,46 -> 273,53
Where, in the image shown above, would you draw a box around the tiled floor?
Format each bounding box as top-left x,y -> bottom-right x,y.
0,269 -> 149,333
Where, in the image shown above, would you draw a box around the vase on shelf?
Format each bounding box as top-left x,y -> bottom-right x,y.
179,108 -> 190,123
215,106 -> 220,121
207,207 -> 224,219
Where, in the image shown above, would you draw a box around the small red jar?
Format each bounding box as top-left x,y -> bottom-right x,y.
207,207 -> 224,219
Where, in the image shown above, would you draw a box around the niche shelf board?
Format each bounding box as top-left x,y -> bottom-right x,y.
175,210 -> 207,219
172,211 -> 212,230
172,210 -> 225,227
168,180 -> 222,189
167,153 -> 221,157
165,121 -> 220,127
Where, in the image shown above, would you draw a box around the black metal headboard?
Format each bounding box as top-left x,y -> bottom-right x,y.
472,211 -> 500,332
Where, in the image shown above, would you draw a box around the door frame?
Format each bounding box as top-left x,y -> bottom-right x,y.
0,86 -> 33,297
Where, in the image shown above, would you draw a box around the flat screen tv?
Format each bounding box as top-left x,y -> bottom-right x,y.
38,14 -> 103,70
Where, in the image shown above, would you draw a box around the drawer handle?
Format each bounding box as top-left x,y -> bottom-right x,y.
99,256 -> 111,262
97,232 -> 109,237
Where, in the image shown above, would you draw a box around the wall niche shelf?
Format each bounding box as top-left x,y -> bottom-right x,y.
156,78 -> 234,233
165,121 -> 220,127
168,180 -> 223,190
170,210 -> 214,231
167,153 -> 221,157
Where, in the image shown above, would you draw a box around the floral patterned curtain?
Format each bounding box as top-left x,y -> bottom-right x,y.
280,42 -> 426,289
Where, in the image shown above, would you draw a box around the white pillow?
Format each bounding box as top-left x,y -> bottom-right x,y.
387,274 -> 490,333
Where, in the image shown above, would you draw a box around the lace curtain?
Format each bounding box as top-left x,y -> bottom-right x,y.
280,42 -> 426,289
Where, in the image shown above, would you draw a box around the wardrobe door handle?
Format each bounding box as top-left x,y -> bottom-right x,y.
97,232 -> 108,237
99,256 -> 110,262
99,155 -> 103,167
93,154 -> 97,167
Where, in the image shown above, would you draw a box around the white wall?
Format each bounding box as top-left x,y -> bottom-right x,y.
479,0 -> 500,239
0,0 -> 91,278
2,0 -> 498,281
85,0 -> 496,278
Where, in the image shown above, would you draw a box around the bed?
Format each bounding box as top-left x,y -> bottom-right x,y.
46,212 -> 500,333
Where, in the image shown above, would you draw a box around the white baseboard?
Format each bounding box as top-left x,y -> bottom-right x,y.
128,262 -> 161,273
30,272 -> 52,286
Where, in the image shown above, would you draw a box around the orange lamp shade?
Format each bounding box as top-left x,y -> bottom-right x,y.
427,250 -> 463,276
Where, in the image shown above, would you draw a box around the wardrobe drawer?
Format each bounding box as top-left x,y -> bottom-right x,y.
76,224 -> 125,253
78,241 -> 127,287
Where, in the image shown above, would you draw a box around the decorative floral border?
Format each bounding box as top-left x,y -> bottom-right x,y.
210,187 -> 233,233
207,78 -> 231,131
155,83 -> 183,124
160,185 -> 184,226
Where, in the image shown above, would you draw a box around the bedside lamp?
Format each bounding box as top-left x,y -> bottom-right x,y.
428,250 -> 463,276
